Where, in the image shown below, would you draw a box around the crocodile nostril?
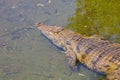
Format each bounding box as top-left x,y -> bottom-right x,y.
35,22 -> 42,27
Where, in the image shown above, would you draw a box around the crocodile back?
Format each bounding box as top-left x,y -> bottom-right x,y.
74,37 -> 120,80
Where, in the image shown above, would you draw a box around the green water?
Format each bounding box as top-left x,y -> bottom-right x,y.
0,0 -> 106,80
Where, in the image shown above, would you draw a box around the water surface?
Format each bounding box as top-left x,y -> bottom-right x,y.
0,0 -> 104,80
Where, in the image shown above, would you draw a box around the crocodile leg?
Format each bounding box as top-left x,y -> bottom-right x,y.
66,50 -> 79,72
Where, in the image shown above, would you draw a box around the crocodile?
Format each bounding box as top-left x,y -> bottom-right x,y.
35,22 -> 120,80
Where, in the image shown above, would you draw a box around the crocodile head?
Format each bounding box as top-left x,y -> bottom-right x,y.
35,22 -> 74,50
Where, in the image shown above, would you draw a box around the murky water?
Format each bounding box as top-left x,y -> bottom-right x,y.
0,0 -> 104,80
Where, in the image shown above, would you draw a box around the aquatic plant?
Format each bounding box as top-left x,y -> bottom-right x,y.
66,0 -> 120,43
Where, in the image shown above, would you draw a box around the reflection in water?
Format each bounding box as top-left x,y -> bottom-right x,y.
66,0 -> 120,43
0,0 -> 105,80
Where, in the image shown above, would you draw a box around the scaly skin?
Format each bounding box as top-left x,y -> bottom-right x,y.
35,22 -> 120,80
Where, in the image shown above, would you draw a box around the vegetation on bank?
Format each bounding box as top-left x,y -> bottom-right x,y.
66,0 -> 120,43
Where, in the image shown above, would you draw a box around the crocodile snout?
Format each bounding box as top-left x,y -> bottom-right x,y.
35,22 -> 42,28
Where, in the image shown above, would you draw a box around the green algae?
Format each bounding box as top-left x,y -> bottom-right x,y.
65,0 -> 120,43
